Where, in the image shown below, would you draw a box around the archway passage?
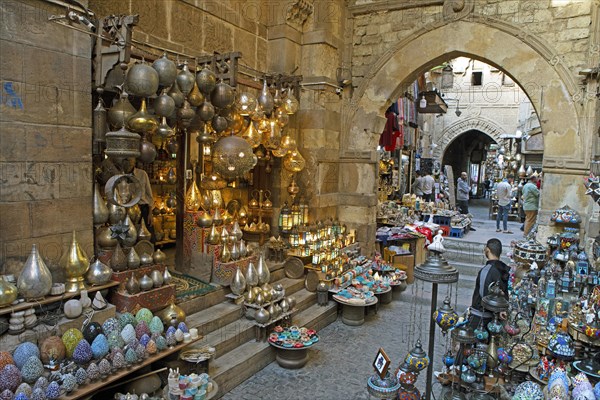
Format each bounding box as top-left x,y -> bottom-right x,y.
442,130 -> 497,198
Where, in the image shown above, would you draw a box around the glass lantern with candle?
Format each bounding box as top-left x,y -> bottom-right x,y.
312,250 -> 322,266
298,224 -> 307,247
290,225 -> 299,248
279,201 -> 292,233
291,201 -> 302,228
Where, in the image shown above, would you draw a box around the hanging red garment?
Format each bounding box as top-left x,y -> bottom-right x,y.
379,110 -> 399,151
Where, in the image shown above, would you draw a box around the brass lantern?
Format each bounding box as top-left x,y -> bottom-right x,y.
291,201 -> 302,228
212,135 -> 256,180
278,201 -> 292,233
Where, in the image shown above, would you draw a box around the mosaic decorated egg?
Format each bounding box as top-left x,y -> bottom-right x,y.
547,332 -> 575,358
155,335 -> 167,351
72,340 -> 93,365
513,381 -> 543,400
14,393 -> 28,400
75,368 -> 87,385
572,386 -> 595,400
166,326 -> 176,337
548,368 -> 570,391
594,382 -> 600,398
61,329 -> 83,358
0,352 -> 14,371
135,321 -> 150,340
21,357 -> 44,384
139,334 -> 150,347
120,324 -> 136,344
15,383 -> 32,397
33,377 -> 47,392
135,344 -> 146,361
0,390 -> 13,400
124,348 -> 137,365
61,374 -> 76,393
86,363 -> 99,382
112,352 -> 126,370
91,334 -> 109,359
98,359 -> 111,377
31,388 -> 45,400
82,322 -> 103,344
135,308 -> 153,325
166,332 -> 176,347
118,312 -> 137,329
573,372 -> 592,388
39,336 -> 65,364
45,382 -> 60,400
146,339 -> 157,355
548,382 -> 568,398
0,365 -> 22,392
107,331 -> 125,350
177,322 -> 188,333
148,317 -> 164,335
12,343 -> 40,370
102,318 -> 120,336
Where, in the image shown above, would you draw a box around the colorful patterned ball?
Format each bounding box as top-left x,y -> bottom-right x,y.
135,321 -> 150,340
0,352 -> 14,371
98,359 -> 111,377
39,337 -> 65,365
31,388 -> 45,400
548,383 -> 568,398
72,340 -> 93,365
124,348 -> 137,365
86,363 -> 99,382
166,332 -> 176,347
61,374 -> 76,393
135,308 -> 153,325
12,343 -> 40,370
0,365 -> 22,392
91,334 -> 109,360
398,385 -> 420,400
82,322 -> 103,344
572,385 -> 595,400
0,390 -> 13,400
155,335 -> 167,351
33,377 -> 48,392
177,322 -> 188,333
120,324 -> 136,345
149,317 -> 164,335
15,383 -> 32,397
102,318 -> 120,336
75,368 -> 87,386
513,381 -> 543,400
118,313 -> 137,329
548,369 -> 570,392
135,344 -> 146,361
61,329 -> 83,358
21,357 -> 44,384
112,352 -> 126,370
13,393 -> 27,400
45,382 -> 60,400
139,334 -> 150,347
106,331 -> 125,350
146,340 -> 157,355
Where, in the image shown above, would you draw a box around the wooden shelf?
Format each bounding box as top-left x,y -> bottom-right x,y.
0,281 -> 119,317
62,337 -> 202,400
156,239 -> 176,246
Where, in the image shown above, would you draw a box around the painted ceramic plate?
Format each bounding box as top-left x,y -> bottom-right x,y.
284,257 -> 305,279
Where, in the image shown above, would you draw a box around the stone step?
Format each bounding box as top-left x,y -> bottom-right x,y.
210,302 -> 338,398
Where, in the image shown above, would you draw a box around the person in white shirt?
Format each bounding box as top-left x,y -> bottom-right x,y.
412,170 -> 424,197
495,175 -> 514,234
421,170 -> 435,202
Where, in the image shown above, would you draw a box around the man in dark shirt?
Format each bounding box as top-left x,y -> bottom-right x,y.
468,238 -> 510,330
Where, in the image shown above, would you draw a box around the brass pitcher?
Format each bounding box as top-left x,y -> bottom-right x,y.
61,231 -> 90,293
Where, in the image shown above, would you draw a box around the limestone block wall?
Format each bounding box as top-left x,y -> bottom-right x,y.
0,0 -> 94,266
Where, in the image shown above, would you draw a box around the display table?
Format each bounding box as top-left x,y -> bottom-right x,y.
333,296 -> 378,326
269,342 -> 312,369
390,280 -> 408,300
374,287 -> 392,305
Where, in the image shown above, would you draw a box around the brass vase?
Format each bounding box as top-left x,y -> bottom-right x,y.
245,262 -> 259,286
128,99 -> 158,134
86,259 -> 113,286
230,267 -> 246,296
230,242 -> 240,261
185,172 -> 201,211
239,239 -> 247,258
157,302 -> 186,327
110,242 -> 128,272
93,183 -> 109,225
17,244 -> 53,300
0,276 -> 18,307
153,249 -> 167,264
60,232 -> 90,293
221,243 -> 231,263
196,211 -> 213,228
256,253 -> 270,285
188,82 -> 205,107
220,226 -> 230,244
231,221 -> 243,241
207,224 -> 220,245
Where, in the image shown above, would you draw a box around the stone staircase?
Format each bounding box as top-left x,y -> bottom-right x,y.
177,261 -> 338,399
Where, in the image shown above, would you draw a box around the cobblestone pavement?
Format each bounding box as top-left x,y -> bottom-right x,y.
222,281 -> 474,400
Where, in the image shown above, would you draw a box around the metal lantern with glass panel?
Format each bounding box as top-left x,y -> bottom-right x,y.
289,225 -> 300,248
278,201 -> 292,233
291,201 -> 302,227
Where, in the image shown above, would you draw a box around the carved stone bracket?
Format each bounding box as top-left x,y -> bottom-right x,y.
286,0 -> 314,28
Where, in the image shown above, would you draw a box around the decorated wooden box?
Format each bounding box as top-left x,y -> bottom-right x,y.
108,284 -> 176,314
209,243 -> 257,286
111,264 -> 167,283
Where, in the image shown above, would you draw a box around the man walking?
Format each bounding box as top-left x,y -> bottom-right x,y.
468,238 -> 510,330
421,170 -> 435,202
457,171 -> 470,214
496,175 -> 514,234
412,170 -> 424,197
522,174 -> 540,236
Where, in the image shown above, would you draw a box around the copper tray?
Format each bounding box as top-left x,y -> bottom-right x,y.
284,257 -> 305,279
305,270 -> 319,292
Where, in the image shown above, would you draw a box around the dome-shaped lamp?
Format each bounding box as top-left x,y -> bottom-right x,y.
481,281 -> 509,313
404,340 -> 429,372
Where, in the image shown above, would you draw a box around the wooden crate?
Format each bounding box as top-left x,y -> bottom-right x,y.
108,284 -> 176,313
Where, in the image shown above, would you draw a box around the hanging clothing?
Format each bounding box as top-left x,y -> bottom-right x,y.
379,110 -> 400,151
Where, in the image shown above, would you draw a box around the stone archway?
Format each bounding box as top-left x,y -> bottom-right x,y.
339,15 -> 591,248
432,117 -> 505,161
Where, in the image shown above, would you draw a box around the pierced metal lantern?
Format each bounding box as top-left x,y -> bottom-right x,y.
414,250 -> 458,284
104,126 -> 141,162
404,340 -> 429,372
481,282 -> 509,313
433,297 -> 459,335
212,135 -> 256,180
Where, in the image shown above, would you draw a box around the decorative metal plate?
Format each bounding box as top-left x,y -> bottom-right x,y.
134,240 -> 154,258
305,270 -> 319,292
283,257 -> 305,279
